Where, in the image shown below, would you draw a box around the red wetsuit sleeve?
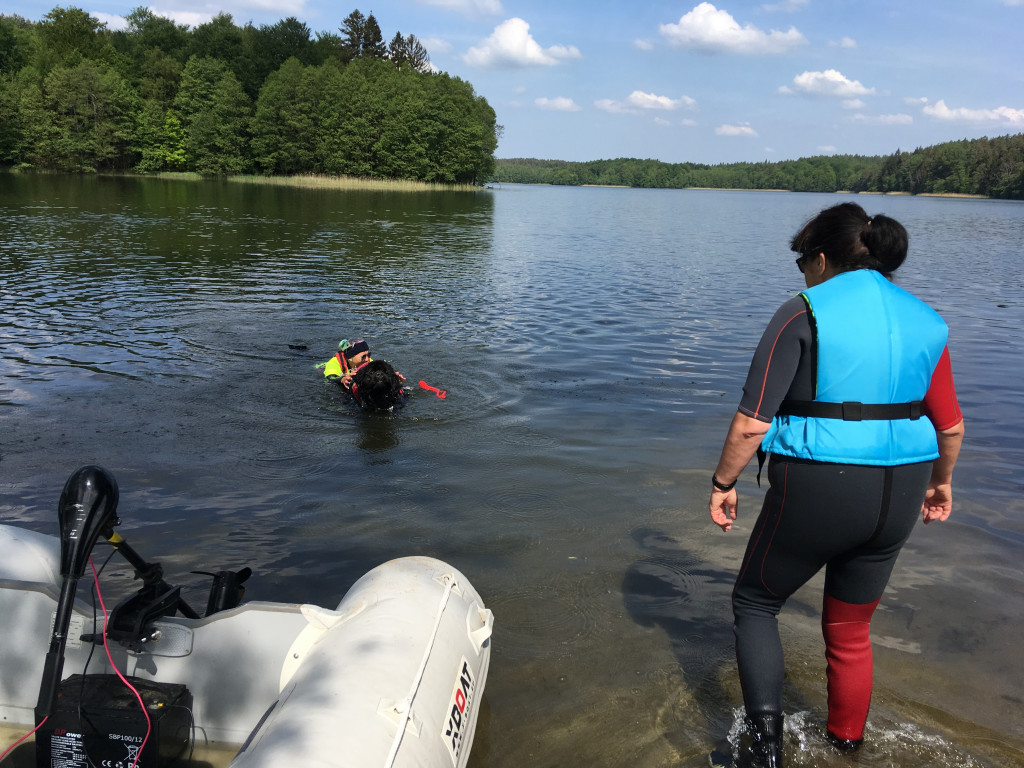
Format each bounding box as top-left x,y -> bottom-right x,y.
922,346 -> 963,430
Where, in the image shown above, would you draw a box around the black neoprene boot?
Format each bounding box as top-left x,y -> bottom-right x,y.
827,730 -> 863,753
744,713 -> 783,768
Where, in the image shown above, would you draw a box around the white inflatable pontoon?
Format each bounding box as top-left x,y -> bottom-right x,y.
0,467 -> 492,768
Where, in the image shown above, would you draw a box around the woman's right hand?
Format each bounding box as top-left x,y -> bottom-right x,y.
709,488 -> 738,532
922,482 -> 953,523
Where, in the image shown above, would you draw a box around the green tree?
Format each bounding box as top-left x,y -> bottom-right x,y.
370,64 -> 430,178
132,100 -> 187,172
241,17 -> 314,101
189,13 -> 252,93
338,10 -> 365,62
21,59 -> 137,172
321,56 -> 377,175
121,7 -> 189,60
36,7 -> 106,68
302,61 -> 346,172
251,57 -> 315,174
135,46 -> 182,106
132,96 -> 166,171
388,31 -> 430,72
310,31 -> 345,65
0,69 -> 30,164
361,13 -> 387,59
174,55 -> 251,174
421,73 -> 497,183
0,15 -> 33,75
159,108 -> 187,169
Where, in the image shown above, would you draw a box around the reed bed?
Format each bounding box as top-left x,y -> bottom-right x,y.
225,173 -> 483,192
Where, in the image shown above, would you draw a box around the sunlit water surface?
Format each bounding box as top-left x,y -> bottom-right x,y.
1,176 -> 1022,767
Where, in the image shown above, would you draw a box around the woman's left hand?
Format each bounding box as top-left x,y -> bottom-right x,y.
709,488 -> 738,532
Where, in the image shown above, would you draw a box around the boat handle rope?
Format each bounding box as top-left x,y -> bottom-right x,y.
383,573 -> 456,768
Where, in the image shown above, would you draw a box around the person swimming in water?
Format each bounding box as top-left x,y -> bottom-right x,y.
318,338 -> 372,389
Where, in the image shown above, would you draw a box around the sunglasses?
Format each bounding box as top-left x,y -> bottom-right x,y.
795,251 -> 821,274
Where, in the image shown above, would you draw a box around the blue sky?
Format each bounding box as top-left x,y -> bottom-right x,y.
9,0 -> 1024,164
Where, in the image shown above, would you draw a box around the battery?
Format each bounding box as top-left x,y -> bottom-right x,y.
36,674 -> 192,768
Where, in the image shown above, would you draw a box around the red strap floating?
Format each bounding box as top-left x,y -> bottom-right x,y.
418,380 -> 447,399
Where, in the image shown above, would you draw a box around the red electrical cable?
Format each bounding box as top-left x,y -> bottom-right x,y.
91,557 -> 151,768
0,714 -> 48,762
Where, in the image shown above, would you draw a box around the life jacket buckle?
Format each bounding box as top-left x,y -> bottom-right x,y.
841,401 -> 863,421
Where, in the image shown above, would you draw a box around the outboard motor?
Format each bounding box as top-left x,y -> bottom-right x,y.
33,466 -> 192,768
35,465 -> 120,721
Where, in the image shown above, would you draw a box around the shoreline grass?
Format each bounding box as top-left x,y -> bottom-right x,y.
0,168 -> 486,193
223,173 -> 484,192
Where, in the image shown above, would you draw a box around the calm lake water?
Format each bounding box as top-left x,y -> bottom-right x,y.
1,175 -> 1022,768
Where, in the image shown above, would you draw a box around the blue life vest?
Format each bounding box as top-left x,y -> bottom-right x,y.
762,269 -> 947,466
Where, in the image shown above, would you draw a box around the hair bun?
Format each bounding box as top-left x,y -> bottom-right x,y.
861,214 -> 908,274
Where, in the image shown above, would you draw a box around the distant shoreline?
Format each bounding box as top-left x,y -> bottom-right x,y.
3,170 -> 998,198
495,181 -> 995,198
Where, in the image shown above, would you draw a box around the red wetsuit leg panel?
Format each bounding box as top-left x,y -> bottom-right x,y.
822,593 -> 880,742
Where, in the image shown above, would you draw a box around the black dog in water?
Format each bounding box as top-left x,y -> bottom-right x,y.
350,360 -> 406,411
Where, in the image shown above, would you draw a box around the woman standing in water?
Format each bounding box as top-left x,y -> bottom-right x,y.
707,203 -> 965,768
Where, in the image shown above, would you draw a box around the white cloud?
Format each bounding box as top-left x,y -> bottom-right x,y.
852,113 -> 914,125
93,12 -> 127,30
464,18 -> 581,67
922,99 -> 1024,125
904,96 -> 929,107
421,37 -> 452,54
596,90 -> 697,114
818,145 -> 838,153
535,96 -> 581,112
660,3 -> 806,55
595,99 -> 628,114
681,118 -> 698,126
414,0 -> 503,14
783,69 -> 875,98
634,39 -> 654,51
842,99 -> 866,110
716,123 -> 758,136
654,117 -> 671,126
149,8 -> 210,27
831,36 -> 857,48
629,90 -> 697,110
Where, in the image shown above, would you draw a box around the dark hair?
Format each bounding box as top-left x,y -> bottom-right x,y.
790,202 -> 908,276
351,360 -> 405,411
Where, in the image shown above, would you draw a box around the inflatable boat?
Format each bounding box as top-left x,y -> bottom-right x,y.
0,466 -> 493,768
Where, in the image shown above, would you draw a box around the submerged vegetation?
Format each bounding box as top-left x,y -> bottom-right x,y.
0,7 -> 499,184
494,134 -> 1024,200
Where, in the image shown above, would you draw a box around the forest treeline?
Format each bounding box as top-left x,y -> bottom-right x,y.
494,134 -> 1024,200
0,7 -> 499,182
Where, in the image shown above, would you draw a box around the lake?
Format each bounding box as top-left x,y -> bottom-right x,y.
1,175 -> 1022,768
